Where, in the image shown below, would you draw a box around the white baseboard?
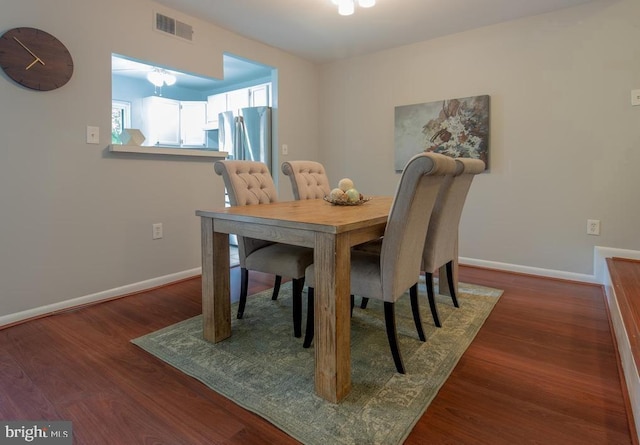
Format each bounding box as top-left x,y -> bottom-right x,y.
460,257 -> 598,284
0,267 -> 202,328
463,247 -> 640,286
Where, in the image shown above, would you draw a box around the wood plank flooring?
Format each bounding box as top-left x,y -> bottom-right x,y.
0,266 -> 633,444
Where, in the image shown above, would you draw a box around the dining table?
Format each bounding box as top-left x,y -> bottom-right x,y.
196,196 -> 392,403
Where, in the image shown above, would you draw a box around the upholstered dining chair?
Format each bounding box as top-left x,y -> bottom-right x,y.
280,160 -> 330,301
356,157 -> 485,328
214,160 -> 314,337
281,160 -> 332,200
421,157 -> 485,327
282,159 -> 360,313
302,152 -> 457,374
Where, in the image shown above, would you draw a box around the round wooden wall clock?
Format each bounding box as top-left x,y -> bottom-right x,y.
0,27 -> 74,91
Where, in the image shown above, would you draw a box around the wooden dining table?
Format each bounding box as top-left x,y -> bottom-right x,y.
196,196 -> 392,403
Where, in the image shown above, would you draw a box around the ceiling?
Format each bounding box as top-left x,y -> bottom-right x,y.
114,0 -> 596,91
153,0 -> 597,63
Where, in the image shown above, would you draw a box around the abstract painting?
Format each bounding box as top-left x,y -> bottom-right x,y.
394,95 -> 490,171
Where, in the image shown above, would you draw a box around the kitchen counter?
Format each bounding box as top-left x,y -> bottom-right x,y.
109,145 -> 229,159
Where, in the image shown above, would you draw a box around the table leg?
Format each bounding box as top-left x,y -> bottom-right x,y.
313,232 -> 352,403
201,217 -> 231,343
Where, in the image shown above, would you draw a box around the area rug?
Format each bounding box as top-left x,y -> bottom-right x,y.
132,279 -> 502,445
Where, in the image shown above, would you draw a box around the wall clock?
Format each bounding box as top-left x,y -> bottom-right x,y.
0,27 -> 73,91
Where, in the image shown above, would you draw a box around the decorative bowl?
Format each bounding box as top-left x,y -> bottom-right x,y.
323,196 -> 372,206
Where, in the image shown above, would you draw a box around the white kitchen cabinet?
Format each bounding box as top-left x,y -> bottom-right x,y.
205,83 -> 271,130
206,93 -> 227,129
141,96 -> 181,146
249,84 -> 270,107
141,96 -> 206,147
205,90 -> 246,130
180,101 -> 207,147
226,88 -> 250,114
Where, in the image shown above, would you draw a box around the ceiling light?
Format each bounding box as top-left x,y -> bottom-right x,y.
147,69 -> 164,87
332,0 -> 375,16
339,1 -> 354,16
163,72 -> 176,86
146,68 -> 176,87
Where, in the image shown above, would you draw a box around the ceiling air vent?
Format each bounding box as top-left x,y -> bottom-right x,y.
155,12 -> 193,41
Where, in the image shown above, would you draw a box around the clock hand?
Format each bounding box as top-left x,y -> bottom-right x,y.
13,36 -> 39,58
25,58 -> 44,70
13,36 -> 45,69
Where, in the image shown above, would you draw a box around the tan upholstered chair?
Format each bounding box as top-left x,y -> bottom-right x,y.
357,157 -> 485,327
279,161 -> 330,302
303,152 -> 457,373
282,160 -> 359,313
281,160 -> 331,200
422,157 -> 485,327
214,160 -> 314,337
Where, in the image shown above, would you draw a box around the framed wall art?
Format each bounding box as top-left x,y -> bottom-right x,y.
394,95 -> 490,171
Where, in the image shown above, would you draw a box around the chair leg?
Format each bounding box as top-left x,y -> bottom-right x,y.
360,297 -> 369,309
445,261 -> 459,308
303,287 -> 314,348
304,290 -> 352,347
409,283 -> 426,341
238,268 -> 249,319
426,272 -> 441,327
292,278 -> 304,338
351,295 -> 355,317
383,302 -> 405,374
271,275 -> 282,300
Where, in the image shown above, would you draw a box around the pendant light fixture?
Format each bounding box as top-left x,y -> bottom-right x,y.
331,0 -> 376,16
146,68 -> 176,87
146,67 -> 177,96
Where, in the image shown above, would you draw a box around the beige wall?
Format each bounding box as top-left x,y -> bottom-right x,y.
319,0 -> 640,277
0,0 -> 319,320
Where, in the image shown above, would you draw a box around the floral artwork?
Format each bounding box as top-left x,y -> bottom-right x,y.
394,95 -> 490,171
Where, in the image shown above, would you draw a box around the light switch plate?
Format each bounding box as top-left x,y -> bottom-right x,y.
86,126 -> 100,144
632,89 -> 640,106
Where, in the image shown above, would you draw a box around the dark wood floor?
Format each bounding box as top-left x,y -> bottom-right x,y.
0,266 -> 633,444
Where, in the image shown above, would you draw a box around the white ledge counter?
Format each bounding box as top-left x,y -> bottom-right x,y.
109,145 -> 229,159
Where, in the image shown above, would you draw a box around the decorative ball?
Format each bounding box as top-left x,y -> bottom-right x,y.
338,178 -> 354,192
345,188 -> 360,202
330,188 -> 346,201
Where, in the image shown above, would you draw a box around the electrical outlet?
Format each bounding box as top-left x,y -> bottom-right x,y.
152,223 -> 163,240
587,219 -> 600,236
632,89 -> 640,106
282,144 -> 288,155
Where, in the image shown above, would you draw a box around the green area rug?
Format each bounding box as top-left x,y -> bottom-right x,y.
132,279 -> 502,445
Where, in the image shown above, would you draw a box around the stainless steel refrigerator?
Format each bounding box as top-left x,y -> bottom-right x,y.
218,106 -> 272,170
